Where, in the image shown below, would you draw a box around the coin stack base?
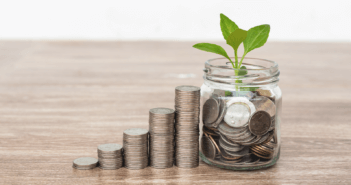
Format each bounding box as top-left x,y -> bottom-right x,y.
98,143 -> 123,170
174,85 -> 200,168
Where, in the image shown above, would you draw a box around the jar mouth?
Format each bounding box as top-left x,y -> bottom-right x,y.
205,57 -> 278,71
204,57 -> 280,86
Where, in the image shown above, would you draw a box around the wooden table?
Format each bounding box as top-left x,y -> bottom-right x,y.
0,41 -> 350,184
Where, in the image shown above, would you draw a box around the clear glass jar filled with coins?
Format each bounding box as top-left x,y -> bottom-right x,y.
200,57 -> 282,170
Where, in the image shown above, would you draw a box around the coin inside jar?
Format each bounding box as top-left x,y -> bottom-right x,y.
224,102 -> 251,127
249,111 -> 272,136
202,98 -> 219,126
201,134 -> 217,160
251,96 -> 276,117
211,97 -> 227,128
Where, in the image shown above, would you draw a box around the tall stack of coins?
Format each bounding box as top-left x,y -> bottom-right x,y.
149,107 -> 175,169
123,128 -> 149,170
97,143 -> 123,170
72,157 -> 98,170
174,85 -> 201,168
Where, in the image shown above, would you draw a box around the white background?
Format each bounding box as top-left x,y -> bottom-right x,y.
0,0 -> 350,42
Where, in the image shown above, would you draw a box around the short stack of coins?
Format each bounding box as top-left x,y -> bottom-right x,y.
123,128 -> 149,170
72,157 -> 98,170
97,143 -> 123,170
174,85 -> 201,168
149,108 -> 175,168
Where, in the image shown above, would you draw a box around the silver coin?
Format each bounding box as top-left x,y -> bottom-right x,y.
73,157 -> 98,170
211,97 -> 227,128
219,139 -> 244,152
201,134 -> 217,160
249,111 -> 272,136
224,102 -> 251,127
203,98 -> 220,125
240,136 -> 262,146
255,89 -> 275,102
150,107 -> 175,115
223,146 -> 250,158
218,121 -> 248,134
175,85 -> 201,92
98,143 -> 122,153
124,128 -> 149,136
251,96 -> 276,117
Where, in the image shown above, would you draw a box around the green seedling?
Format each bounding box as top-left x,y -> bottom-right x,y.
193,14 -> 270,91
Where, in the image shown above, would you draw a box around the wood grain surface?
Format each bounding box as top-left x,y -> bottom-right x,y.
0,41 -> 350,185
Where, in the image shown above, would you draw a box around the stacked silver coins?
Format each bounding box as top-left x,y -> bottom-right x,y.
123,128 -> 149,169
97,143 -> 123,170
174,85 -> 201,168
149,107 -> 175,168
72,157 -> 98,170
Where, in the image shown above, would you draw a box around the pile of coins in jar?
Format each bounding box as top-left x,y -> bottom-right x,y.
72,85 -> 201,170
201,89 -> 278,166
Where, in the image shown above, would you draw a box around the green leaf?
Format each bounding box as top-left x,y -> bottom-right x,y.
243,24 -> 270,54
226,29 -> 247,51
220,13 -> 239,40
193,43 -> 230,61
225,91 -> 232,96
238,66 -> 247,76
239,87 -> 259,91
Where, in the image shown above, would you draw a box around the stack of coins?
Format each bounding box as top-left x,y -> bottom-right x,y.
72,157 -> 98,170
174,85 -> 201,168
97,143 -> 123,170
250,140 -> 275,160
149,108 -> 175,168
123,128 -> 149,169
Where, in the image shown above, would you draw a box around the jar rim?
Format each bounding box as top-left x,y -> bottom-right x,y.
205,57 -> 278,71
204,57 -> 280,86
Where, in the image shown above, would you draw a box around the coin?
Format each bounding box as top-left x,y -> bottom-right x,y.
226,96 -> 255,106
98,143 -> 123,153
203,126 -> 219,136
150,107 -> 175,115
201,134 -> 217,160
222,146 -> 250,158
248,111 -> 272,136
259,130 -> 275,145
218,121 -> 247,134
240,135 -> 262,146
203,98 -> 219,126
251,96 -> 276,117
124,128 -> 149,137
256,89 -> 275,102
224,102 -> 251,127
211,97 -> 227,128
176,85 -> 201,92
73,157 -> 98,170
250,139 -> 276,160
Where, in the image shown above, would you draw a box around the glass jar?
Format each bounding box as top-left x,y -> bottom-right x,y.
199,57 -> 282,170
